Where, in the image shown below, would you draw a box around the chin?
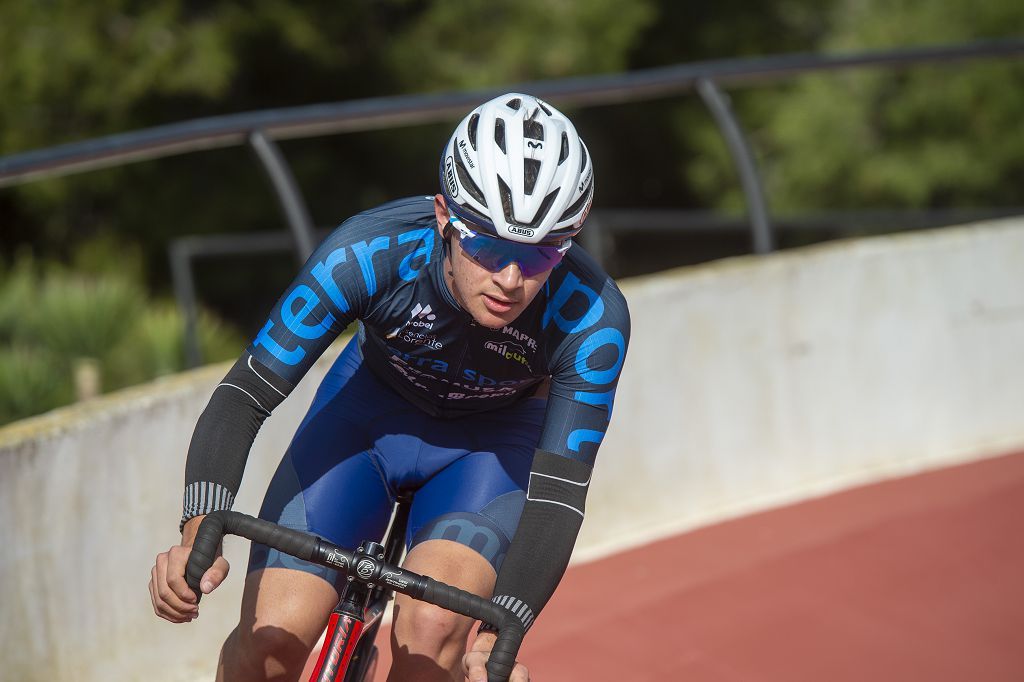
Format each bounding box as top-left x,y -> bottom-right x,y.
472,306 -> 520,329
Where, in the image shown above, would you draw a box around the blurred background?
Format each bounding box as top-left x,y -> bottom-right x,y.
2,0 -> 1022,424
2,2 -> 1024,681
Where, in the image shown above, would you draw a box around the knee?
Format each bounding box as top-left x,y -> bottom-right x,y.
395,598 -> 473,653
230,621 -> 312,677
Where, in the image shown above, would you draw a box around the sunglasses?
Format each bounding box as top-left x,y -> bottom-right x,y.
448,214 -> 571,277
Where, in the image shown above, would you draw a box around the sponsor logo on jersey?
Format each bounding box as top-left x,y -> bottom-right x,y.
445,156 -> 459,198
395,330 -> 443,350
484,340 -> 531,369
501,325 -> 537,350
387,302 -> 437,339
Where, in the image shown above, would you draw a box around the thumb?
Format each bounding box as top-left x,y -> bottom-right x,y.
201,556 -> 230,594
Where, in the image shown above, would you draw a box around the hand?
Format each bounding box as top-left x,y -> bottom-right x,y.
463,632 -> 530,682
148,515 -> 230,623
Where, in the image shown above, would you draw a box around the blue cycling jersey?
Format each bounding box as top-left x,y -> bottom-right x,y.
249,195 -> 630,465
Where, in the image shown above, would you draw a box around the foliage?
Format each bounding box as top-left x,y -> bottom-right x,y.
0,347 -> 73,426
386,0 -> 656,90
1,0 -> 1022,419
0,255 -> 243,425
679,0 -> 1024,212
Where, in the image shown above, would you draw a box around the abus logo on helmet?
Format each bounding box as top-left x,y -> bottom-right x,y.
445,156 -> 459,198
508,225 -> 534,237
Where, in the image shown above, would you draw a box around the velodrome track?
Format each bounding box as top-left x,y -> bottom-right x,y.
368,450 -> 1024,681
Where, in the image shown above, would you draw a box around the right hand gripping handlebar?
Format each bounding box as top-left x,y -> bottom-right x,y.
184,510 -> 525,682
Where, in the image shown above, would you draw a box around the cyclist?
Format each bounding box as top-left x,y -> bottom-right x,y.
149,92 -> 630,682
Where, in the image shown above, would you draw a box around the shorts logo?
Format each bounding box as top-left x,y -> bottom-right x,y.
445,156 -> 459,198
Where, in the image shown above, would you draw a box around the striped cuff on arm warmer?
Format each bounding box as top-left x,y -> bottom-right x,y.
181,482 -> 236,526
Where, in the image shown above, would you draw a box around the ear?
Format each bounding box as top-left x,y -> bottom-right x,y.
433,194 -> 449,239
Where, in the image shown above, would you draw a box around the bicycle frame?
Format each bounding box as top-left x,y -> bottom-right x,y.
309,496 -> 412,682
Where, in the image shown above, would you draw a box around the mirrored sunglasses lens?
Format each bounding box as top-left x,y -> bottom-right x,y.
462,236 -> 564,276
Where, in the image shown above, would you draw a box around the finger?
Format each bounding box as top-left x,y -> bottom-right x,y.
165,545 -> 198,603
155,551 -> 199,619
151,564 -> 189,622
511,661 -> 530,682
463,652 -> 488,682
200,555 -> 231,594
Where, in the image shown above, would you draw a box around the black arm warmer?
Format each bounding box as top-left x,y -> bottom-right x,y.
482,449 -> 592,632
180,352 -> 294,530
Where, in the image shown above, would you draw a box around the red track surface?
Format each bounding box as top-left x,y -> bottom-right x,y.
373,451 -> 1024,680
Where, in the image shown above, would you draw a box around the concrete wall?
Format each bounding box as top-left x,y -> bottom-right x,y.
2,218 -> 1023,680
577,217 -> 1024,559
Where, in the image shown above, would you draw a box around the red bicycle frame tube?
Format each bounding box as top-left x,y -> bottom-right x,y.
310,611 -> 365,682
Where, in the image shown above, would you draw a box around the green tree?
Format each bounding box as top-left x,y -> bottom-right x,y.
681,0 -> 1024,213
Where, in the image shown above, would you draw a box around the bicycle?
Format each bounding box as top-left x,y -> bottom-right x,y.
185,496 -> 526,682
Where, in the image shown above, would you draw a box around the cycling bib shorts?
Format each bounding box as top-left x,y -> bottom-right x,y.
248,337 -> 546,589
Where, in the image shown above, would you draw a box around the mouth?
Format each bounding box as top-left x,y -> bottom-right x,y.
482,293 -> 516,314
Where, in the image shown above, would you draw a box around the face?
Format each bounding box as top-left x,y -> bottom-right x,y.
433,194 -> 553,329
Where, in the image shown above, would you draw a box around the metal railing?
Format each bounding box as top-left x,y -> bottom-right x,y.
2,38 -> 1022,364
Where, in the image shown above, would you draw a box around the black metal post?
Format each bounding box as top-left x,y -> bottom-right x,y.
696,78 -> 775,254
248,130 -> 318,261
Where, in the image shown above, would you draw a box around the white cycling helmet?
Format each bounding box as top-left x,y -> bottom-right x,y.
439,92 -> 594,245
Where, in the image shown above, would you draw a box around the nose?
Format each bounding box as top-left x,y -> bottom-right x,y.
493,261 -> 524,291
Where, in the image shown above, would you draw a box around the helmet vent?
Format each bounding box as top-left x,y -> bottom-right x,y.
538,100 -> 553,116
579,142 -> 588,172
494,119 -> 506,154
455,151 -> 487,205
558,181 -> 593,223
498,176 -> 514,224
506,97 -> 522,110
523,119 -> 544,141
559,132 -> 569,164
524,158 -> 541,195
468,114 -> 480,151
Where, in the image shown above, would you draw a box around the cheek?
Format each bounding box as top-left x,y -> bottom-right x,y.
521,278 -> 546,304
454,252 -> 489,289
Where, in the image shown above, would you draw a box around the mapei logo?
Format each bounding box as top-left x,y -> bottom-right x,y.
501,325 -> 537,350
444,156 -> 459,198
508,225 -> 534,238
387,302 -> 437,339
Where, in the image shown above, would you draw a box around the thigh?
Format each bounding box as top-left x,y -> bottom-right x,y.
407,398 -> 546,573
248,444 -> 394,593
219,566 -> 341,681
237,566 -> 340,644
248,343 -> 400,592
